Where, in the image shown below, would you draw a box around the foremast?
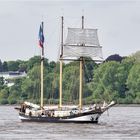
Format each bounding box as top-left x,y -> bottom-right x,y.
39,22 -> 45,109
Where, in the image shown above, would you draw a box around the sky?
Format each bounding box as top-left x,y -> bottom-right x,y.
0,0 -> 140,61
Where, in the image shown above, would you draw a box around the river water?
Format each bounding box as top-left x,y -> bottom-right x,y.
0,106 -> 140,140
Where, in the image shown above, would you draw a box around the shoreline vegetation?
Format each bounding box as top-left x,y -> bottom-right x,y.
1,104 -> 140,107
0,52 -> 140,105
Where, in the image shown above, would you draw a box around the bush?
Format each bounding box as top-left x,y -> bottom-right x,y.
0,99 -> 8,104
133,97 -> 140,104
8,99 -> 17,104
117,96 -> 133,104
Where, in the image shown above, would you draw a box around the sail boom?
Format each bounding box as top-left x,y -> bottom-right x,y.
60,58 -> 104,62
64,44 -> 102,48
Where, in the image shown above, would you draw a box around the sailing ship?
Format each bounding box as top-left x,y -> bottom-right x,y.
15,16 -> 115,123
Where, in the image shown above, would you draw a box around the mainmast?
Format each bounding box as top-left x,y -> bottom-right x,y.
79,16 -> 84,110
59,16 -> 64,109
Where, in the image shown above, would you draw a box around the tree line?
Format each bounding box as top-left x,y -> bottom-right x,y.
0,51 -> 140,105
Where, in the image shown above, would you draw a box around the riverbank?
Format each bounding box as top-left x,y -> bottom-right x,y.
1,103 -> 140,107
114,104 -> 140,107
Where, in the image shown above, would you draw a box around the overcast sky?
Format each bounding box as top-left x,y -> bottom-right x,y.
0,0 -> 140,61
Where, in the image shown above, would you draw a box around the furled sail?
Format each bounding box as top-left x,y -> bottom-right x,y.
62,28 -> 103,61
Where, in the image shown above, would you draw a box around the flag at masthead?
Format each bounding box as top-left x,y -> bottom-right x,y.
38,22 -> 44,48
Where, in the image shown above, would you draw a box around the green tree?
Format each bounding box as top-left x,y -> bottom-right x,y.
0,88 -> 9,104
21,65 -> 40,102
8,79 -> 23,103
7,61 -> 20,71
91,61 -> 122,102
0,60 -> 3,72
2,61 -> 8,72
63,62 -> 79,103
27,56 -> 49,72
131,50 -> 140,62
126,63 -> 140,99
0,77 -> 4,87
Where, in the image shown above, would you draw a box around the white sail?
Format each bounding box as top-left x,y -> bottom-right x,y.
62,28 -> 103,61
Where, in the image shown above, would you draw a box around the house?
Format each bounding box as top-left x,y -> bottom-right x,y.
0,71 -> 27,87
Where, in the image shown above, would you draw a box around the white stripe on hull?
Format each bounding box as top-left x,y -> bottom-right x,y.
64,114 -> 100,122
19,115 -> 29,120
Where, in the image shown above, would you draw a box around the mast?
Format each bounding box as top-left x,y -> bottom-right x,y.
79,16 -> 84,110
40,22 -> 44,109
59,16 -> 64,109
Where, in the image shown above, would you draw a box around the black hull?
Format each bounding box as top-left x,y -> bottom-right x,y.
19,111 -> 102,123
